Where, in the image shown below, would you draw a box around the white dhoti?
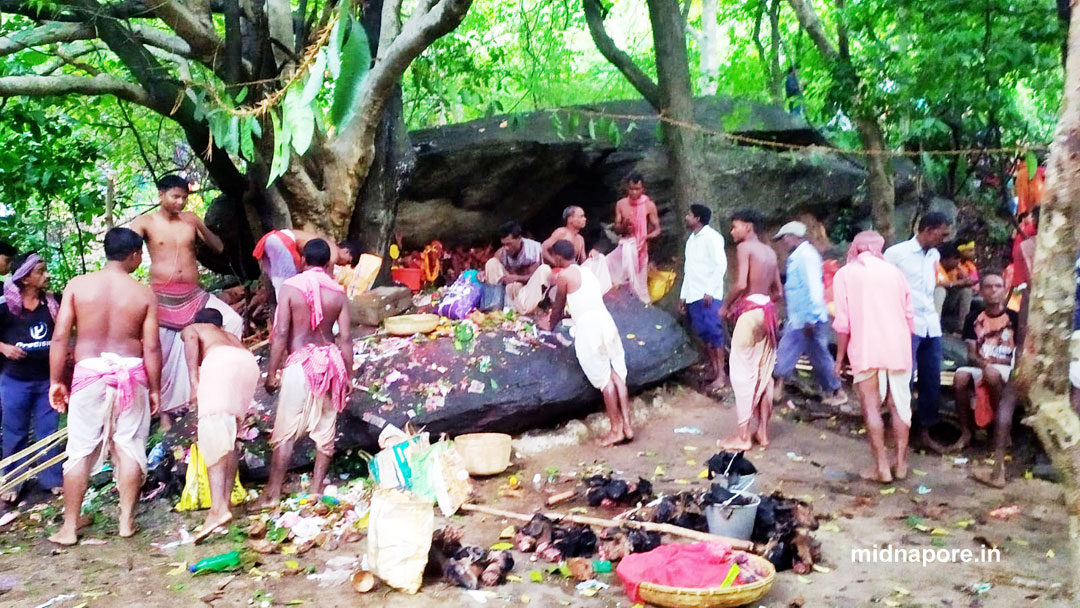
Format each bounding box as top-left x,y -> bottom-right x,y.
64,355 -> 151,475
270,363 -> 339,456
581,255 -> 613,295
606,237 -> 650,303
853,368 -> 913,426
159,294 -> 243,414
484,258 -> 553,314
572,310 -> 627,391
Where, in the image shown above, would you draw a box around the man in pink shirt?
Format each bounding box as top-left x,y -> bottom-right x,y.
832,231 -> 916,483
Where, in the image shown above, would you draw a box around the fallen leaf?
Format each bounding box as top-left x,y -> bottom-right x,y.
490,542 -> 513,551
520,595 -> 531,604
879,487 -> 896,495
796,575 -> 812,584
811,564 -> 831,573
506,575 -> 522,583
500,526 -> 516,539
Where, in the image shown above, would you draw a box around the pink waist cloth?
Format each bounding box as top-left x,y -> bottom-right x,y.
285,343 -> 349,413
729,294 -> 778,346
71,356 -> 148,415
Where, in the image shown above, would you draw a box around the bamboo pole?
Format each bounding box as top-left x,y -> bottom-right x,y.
459,503 -> 757,552
0,427 -> 68,469
0,452 -> 67,495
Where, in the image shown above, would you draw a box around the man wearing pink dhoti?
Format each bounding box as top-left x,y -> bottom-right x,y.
833,231 -> 916,484
719,210 -> 783,451
250,239 -> 352,511
182,308 -> 260,541
607,173 -> 659,303
48,228 -> 162,546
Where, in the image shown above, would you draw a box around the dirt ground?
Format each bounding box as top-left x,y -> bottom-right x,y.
0,382 -> 1073,608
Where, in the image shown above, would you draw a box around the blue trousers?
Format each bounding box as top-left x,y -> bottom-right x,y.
1,375 -> 62,491
773,322 -> 842,393
911,335 -> 943,428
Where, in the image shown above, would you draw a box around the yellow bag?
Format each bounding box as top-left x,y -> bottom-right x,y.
648,269 -> 677,303
175,444 -> 247,511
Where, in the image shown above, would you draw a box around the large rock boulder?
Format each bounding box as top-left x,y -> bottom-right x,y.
398,96 -> 919,260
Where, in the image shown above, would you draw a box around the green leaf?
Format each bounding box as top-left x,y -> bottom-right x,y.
587,118 -> 596,140
225,115 -> 240,158
285,86 -> 315,156
300,50 -> 328,106
1025,150 -> 1038,180
327,19 -> 344,79
267,109 -> 291,186
251,118 -> 263,139
240,116 -> 255,161
329,19 -> 371,130
235,86 -> 249,104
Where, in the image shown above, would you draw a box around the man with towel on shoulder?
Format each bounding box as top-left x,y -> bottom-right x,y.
129,175 -> 243,430
250,239 -> 351,511
47,228 -> 161,545
182,308 -> 260,541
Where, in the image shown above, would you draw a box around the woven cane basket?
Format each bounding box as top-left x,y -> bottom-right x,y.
636,552 -> 776,608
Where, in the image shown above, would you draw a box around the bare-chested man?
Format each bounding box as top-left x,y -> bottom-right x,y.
543,206 -> 588,265
252,228 -> 361,300
183,308 -> 260,541
608,173 -> 660,303
129,175 -> 243,428
250,239 -> 351,510
719,210 -> 783,450
48,228 -> 161,545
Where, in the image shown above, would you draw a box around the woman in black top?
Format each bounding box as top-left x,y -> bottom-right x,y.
0,252 -> 61,503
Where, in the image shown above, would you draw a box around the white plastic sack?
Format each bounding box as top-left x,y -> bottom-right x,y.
367,489 -> 433,594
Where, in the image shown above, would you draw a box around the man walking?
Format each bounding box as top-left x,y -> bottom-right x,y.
772,221 -> 846,406
679,204 -> 728,395
884,212 -> 952,451
47,228 -> 161,544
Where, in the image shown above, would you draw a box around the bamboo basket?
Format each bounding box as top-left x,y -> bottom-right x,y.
636,552 -> 776,608
453,433 -> 512,476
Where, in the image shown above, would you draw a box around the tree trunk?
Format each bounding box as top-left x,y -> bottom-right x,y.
1017,4 -> 1080,583
697,0 -> 719,95
648,0 -> 707,246
351,85 -> 414,275
856,118 -> 895,243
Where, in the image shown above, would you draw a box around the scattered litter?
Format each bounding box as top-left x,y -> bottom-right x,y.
575,579 -> 609,597
1047,549 -> 1056,558
988,504 -> 1022,519
916,485 -> 932,495
468,380 -> 486,394
879,487 -> 896,495
966,582 -> 992,595
953,457 -> 969,465
306,569 -> 352,587
32,593 -> 76,608
0,512 -> 17,527
786,452 -> 805,462
79,538 -> 107,546
912,468 -> 928,476
325,556 -> 359,570
673,427 -> 703,435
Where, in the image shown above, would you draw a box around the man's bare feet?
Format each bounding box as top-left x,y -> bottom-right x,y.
753,427 -> 770,448
622,419 -> 634,442
971,469 -> 1006,489
118,515 -> 137,538
48,527 -> 79,546
194,512 -> 234,544
822,390 -> 849,407
718,435 -> 752,451
859,465 -> 893,484
1,490 -> 18,504
892,461 -> 908,480
246,495 -> 280,514
598,430 -> 626,447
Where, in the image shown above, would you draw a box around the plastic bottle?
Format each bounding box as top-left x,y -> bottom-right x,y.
189,550 -> 241,573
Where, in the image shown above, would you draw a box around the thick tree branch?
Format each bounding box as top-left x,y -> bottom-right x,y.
0,22 -> 92,56
786,0 -> 839,59
0,0 -> 151,22
149,0 -> 224,61
0,73 -> 152,105
583,0 -> 661,109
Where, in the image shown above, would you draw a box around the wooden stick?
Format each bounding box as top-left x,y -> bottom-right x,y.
0,452 -> 67,494
0,427 -> 67,469
459,503 -> 756,552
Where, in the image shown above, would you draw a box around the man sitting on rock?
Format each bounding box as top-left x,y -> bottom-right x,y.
539,240 -> 631,446
484,221 -> 551,315
542,206 -> 612,294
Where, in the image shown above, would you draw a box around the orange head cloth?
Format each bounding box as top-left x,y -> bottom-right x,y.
846,230 -> 885,265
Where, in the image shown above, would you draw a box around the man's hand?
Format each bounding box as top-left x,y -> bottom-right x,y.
703,294 -> 714,307
49,383 -> 69,413
678,300 -> 687,315
189,383 -> 199,408
149,391 -> 161,415
833,358 -> 845,382
265,372 -> 281,394
0,343 -> 27,360
537,316 -> 553,331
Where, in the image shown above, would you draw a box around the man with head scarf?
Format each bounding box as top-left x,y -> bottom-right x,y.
833,231 -> 916,483
0,252 -> 61,503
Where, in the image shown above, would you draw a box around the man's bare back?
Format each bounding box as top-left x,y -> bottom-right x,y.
183,323 -> 245,360
280,285 -> 348,353
739,240 -> 781,298
61,269 -> 157,361
130,212 -> 213,285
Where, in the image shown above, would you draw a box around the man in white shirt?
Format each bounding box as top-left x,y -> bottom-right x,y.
883,212 -> 951,451
679,204 -> 728,394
